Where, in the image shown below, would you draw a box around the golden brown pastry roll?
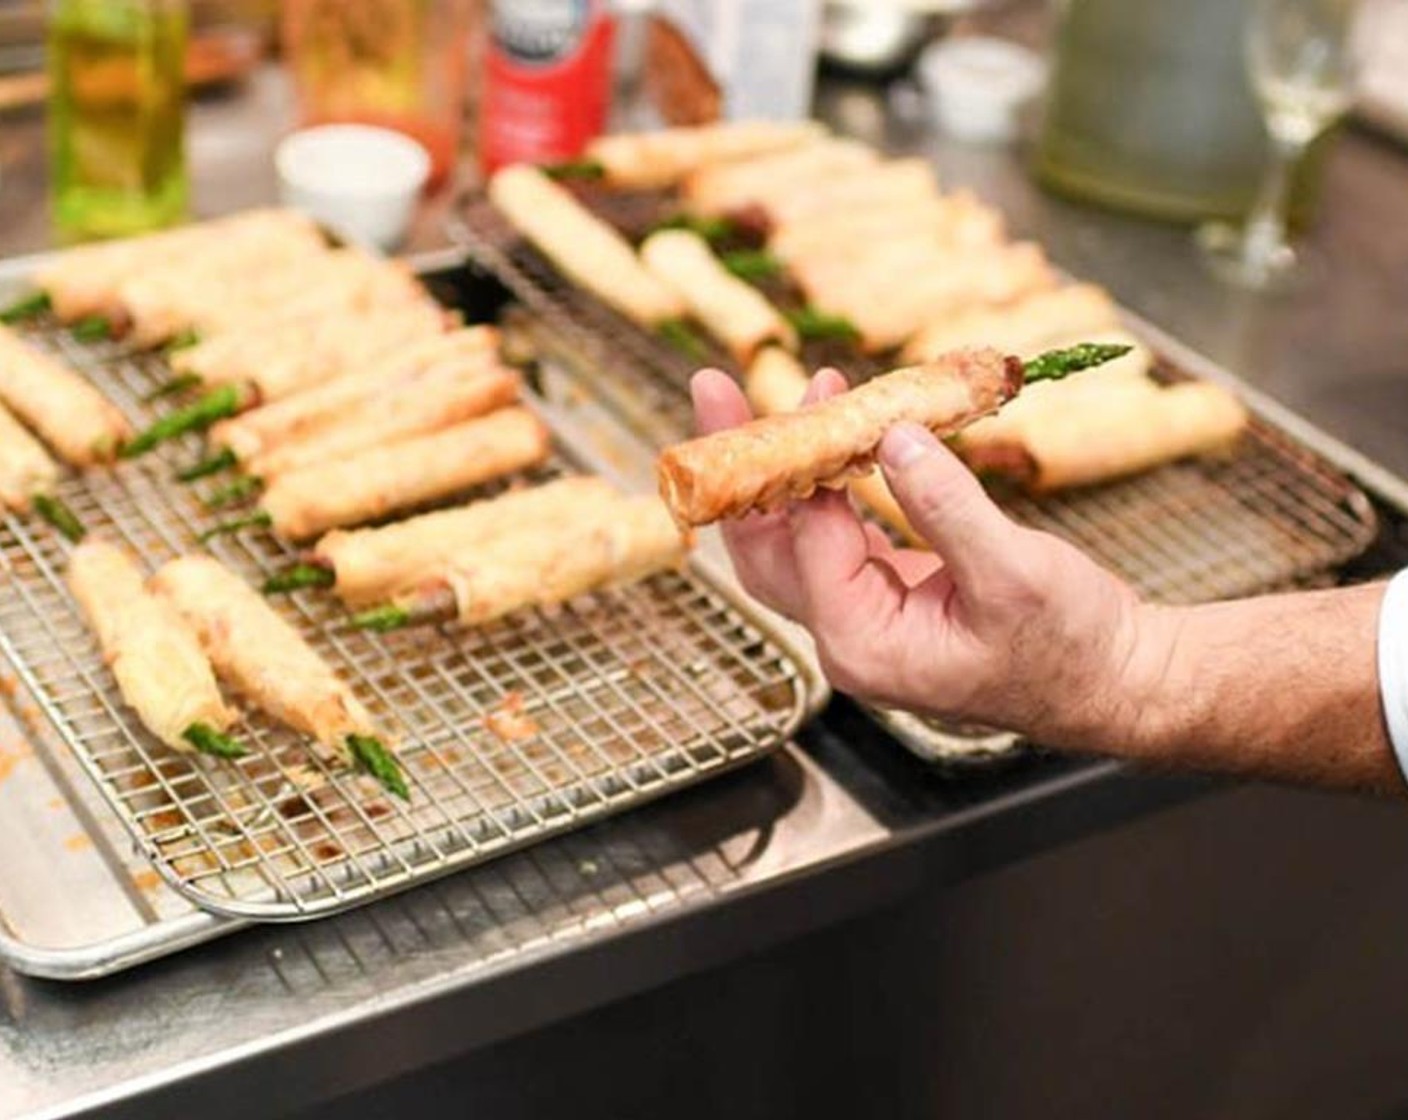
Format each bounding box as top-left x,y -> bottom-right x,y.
209,327 -> 500,462
586,120 -> 826,189
152,555 -> 376,764
762,158 -> 941,227
0,325 -> 131,464
744,347 -> 922,543
260,406 -> 551,541
68,541 -> 234,753
316,476 -> 619,607
769,190 -> 1005,266
488,164 -> 685,327
960,379 -> 1249,492
659,348 -> 1021,528
412,495 -> 689,627
247,365 -> 520,480
901,283 -> 1121,364
0,402 -> 59,512
682,139 -> 878,217
640,230 -> 796,361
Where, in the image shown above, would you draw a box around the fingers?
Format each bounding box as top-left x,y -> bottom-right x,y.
802,367 -> 847,405
862,523 -> 944,588
878,423 -> 1019,591
789,486 -> 893,630
690,369 -> 752,435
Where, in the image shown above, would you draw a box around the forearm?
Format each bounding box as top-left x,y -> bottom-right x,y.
1107,583 -> 1399,796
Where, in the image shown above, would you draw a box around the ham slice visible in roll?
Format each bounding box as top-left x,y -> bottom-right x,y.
659,348 -> 1022,528
488,164 -> 685,327
260,406 -> 551,541
0,401 -> 58,512
640,230 -> 795,362
587,120 -> 826,189
69,541 -> 234,754
0,325 -> 131,464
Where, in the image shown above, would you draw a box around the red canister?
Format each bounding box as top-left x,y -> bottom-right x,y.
479,0 -> 616,174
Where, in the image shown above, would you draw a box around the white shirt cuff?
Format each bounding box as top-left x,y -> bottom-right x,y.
1378,568 -> 1408,786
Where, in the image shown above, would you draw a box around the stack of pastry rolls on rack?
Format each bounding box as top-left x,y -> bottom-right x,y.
262,476 -> 691,634
66,542 -> 408,798
0,324 -> 130,539
657,342 -> 1250,533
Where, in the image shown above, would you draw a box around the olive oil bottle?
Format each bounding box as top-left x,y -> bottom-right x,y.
48,0 -> 188,240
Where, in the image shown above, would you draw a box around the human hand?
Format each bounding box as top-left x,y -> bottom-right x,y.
690,367 -> 1164,746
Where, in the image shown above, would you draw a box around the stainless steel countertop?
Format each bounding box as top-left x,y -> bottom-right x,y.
3,57 -> 1408,1120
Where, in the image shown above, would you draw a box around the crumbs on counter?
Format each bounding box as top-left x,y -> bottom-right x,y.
0,739 -> 33,784
485,692 -> 540,743
63,833 -> 94,853
130,869 -> 162,893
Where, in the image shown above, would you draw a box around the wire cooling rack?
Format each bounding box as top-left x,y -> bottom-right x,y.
451,190 -> 1380,764
0,323 -> 808,920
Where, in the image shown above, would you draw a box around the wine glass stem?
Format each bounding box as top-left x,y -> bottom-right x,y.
1243,136 -> 1303,268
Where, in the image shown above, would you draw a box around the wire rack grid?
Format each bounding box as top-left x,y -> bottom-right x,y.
0,323 -> 808,921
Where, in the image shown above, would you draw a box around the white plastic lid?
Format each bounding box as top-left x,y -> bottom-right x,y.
918,36 -> 1046,144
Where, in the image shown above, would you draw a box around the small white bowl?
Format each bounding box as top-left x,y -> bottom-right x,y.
276,124 -> 431,251
918,37 -> 1046,146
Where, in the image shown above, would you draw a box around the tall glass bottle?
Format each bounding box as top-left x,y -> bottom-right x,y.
48,0 -> 189,240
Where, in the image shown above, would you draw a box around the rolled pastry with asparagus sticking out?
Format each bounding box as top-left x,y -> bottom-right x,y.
151,555 -> 406,796
351,494 -> 690,633
0,401 -> 59,513
207,327 -> 500,466
0,325 -> 131,464
640,230 -> 796,362
488,164 -> 686,327
658,344 -> 1131,529
207,407 -> 552,543
744,347 -> 923,545
68,541 -> 243,758
585,120 -> 827,189
296,476 -> 620,606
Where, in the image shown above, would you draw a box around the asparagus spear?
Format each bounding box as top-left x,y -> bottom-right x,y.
658,317 -> 709,360
198,510 -> 272,542
163,329 -> 201,353
71,315 -> 112,343
1022,342 -> 1133,382
0,291 -> 51,324
650,213 -> 738,245
721,249 -> 783,282
350,586 -> 457,633
121,384 -> 251,458
201,474 -> 263,511
183,722 -> 249,759
262,561 -> 335,594
786,306 -> 861,343
346,733 -> 409,800
176,447 -> 238,482
31,494 -> 85,543
143,373 -> 202,403
540,157 -> 605,182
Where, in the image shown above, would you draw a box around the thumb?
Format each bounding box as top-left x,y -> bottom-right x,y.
878,423 -> 1018,590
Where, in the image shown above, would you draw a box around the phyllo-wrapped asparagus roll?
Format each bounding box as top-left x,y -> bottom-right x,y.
0,325 -> 131,464
68,541 -> 238,757
585,120 -> 826,189
0,401 -> 59,512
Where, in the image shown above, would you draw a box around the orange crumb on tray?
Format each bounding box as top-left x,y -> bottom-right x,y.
63,833 -> 93,853
485,692 -> 540,742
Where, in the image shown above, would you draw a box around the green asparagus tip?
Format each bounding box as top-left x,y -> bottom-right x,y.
0,290 -> 51,324
262,562 -> 335,594
721,249 -> 782,282
71,315 -> 112,343
653,213 -> 738,244
183,722 -> 248,759
202,474 -> 263,511
163,328 -> 201,353
143,373 -> 202,403
120,384 -> 245,458
349,604 -> 414,633
657,318 -> 709,360
1022,342 -> 1134,383
31,494 -> 85,543
541,157 -> 605,182
175,446 -> 237,482
786,306 -> 861,343
346,734 -> 409,800
197,509 -> 271,543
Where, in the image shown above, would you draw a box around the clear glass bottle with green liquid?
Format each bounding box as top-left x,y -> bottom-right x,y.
48,0 -> 188,240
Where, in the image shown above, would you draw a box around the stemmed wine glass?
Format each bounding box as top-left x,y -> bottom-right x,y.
1198,0 -> 1361,290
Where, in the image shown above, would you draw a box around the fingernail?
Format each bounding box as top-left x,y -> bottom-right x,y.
881,423 -> 936,470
